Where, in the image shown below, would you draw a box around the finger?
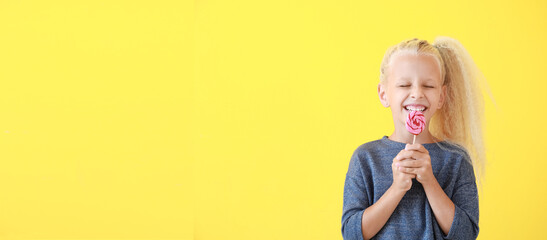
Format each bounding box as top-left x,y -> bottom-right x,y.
394,150 -> 415,161
405,143 -> 429,154
398,166 -> 417,174
405,152 -> 428,162
399,171 -> 417,179
396,150 -> 425,162
398,159 -> 421,168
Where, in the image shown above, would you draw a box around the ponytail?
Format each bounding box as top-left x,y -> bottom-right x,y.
431,37 -> 487,182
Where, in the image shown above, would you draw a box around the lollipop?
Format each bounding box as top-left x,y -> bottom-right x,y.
406,110 -> 425,144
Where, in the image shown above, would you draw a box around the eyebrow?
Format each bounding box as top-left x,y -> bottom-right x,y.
397,77 -> 436,81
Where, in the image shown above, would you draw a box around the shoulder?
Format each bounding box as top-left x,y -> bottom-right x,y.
346,139 -> 384,177
434,140 -> 469,157
433,140 -> 474,174
351,138 -> 389,159
348,138 -> 394,167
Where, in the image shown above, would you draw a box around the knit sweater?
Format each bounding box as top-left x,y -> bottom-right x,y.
341,136 -> 479,240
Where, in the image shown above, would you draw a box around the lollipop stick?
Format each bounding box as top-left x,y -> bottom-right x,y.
412,135 -> 416,144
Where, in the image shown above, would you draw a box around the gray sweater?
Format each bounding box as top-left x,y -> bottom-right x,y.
341,136 -> 479,240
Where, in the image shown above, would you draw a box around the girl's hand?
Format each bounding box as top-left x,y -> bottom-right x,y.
396,144 -> 436,186
391,149 -> 417,192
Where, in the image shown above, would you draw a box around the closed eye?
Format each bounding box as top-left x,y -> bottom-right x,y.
398,85 -> 410,87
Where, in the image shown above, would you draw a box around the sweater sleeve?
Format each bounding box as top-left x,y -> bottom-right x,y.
341,149 -> 368,240
443,153 -> 480,240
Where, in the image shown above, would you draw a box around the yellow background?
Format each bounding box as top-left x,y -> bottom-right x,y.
0,1 -> 193,239
0,0 -> 546,239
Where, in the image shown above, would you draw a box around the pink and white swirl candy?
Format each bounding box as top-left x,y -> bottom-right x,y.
406,110 -> 425,135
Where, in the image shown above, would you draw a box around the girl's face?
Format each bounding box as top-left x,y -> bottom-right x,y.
378,53 -> 446,133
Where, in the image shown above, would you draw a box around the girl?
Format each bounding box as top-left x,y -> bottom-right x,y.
341,37 -> 486,240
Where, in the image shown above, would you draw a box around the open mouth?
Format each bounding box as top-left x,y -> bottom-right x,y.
404,105 -> 427,112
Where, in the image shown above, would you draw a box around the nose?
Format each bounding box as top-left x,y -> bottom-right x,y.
410,85 -> 424,99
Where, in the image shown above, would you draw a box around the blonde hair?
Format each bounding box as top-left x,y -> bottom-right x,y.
379,37 -> 488,182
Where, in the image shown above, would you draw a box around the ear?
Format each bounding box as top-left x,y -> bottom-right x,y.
378,83 -> 389,107
438,85 -> 447,109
